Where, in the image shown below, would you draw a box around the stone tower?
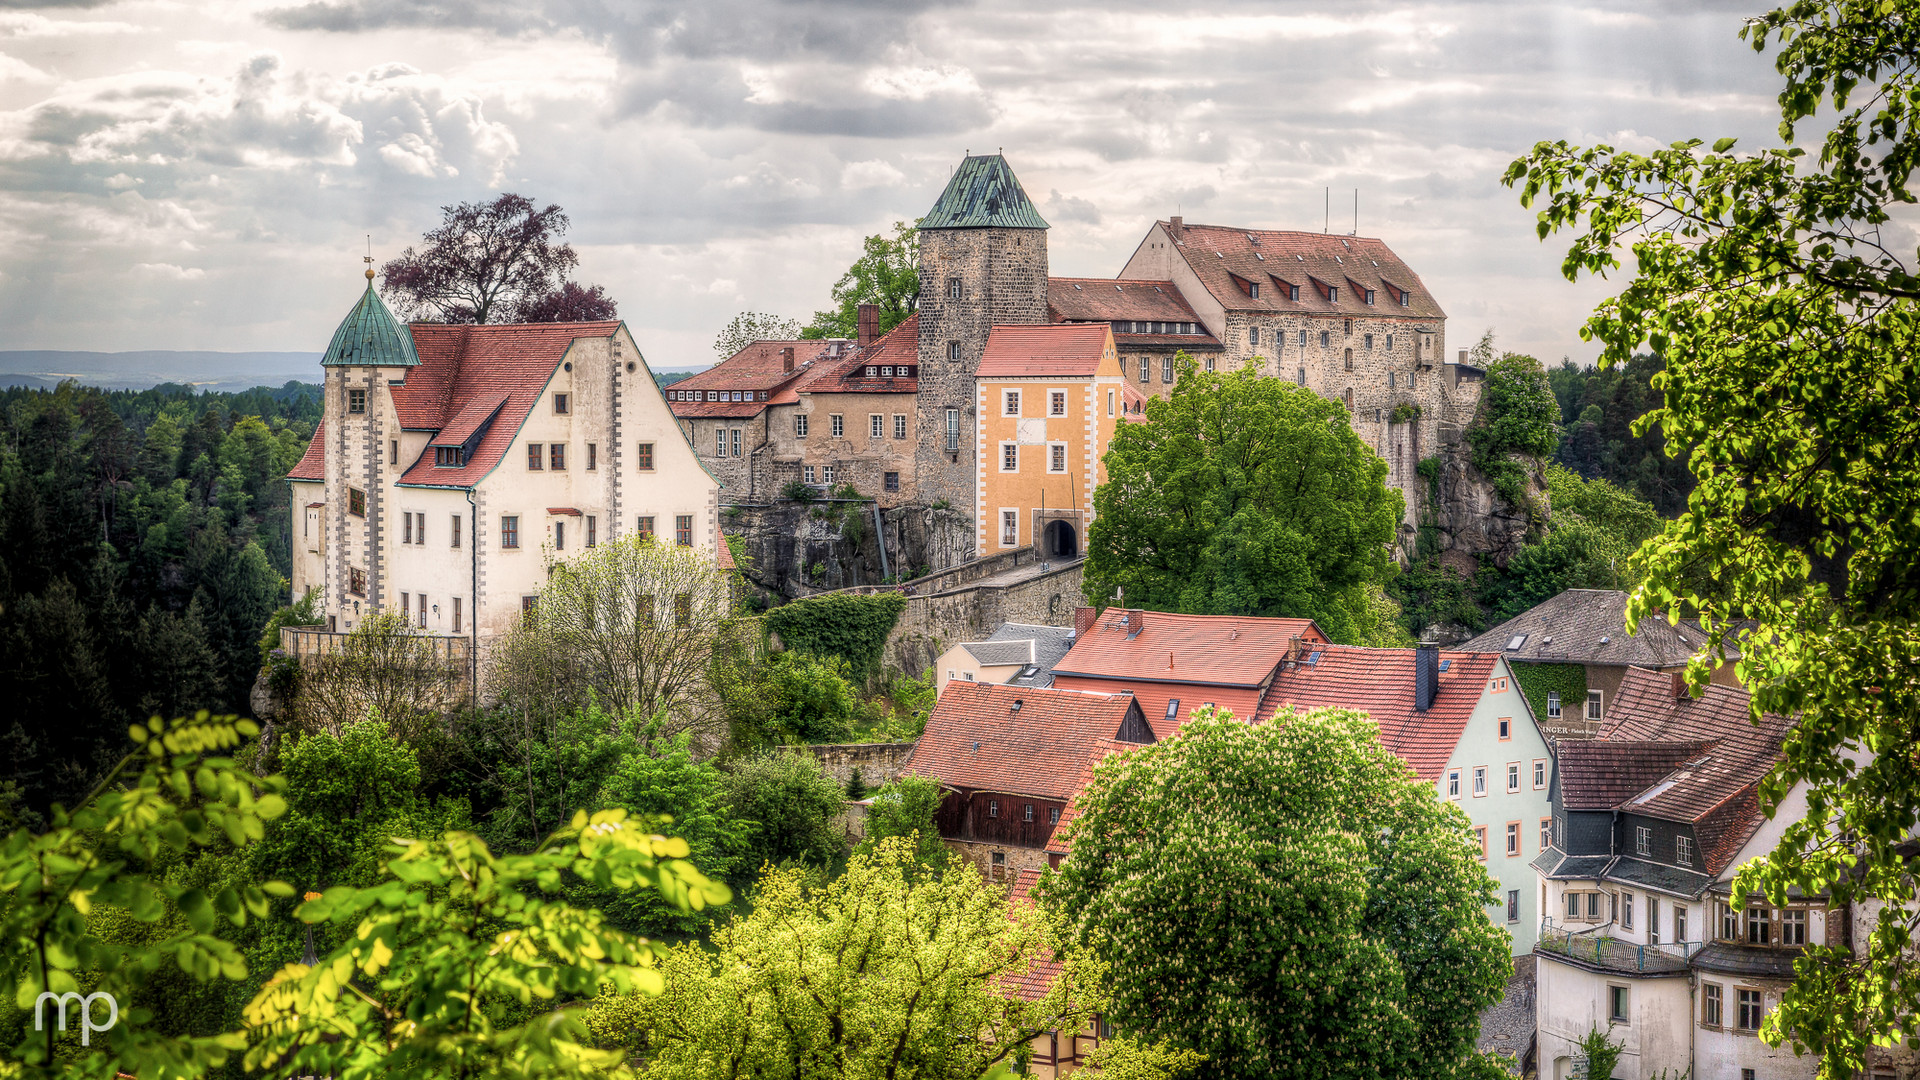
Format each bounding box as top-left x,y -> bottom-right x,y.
914,154 -> 1050,553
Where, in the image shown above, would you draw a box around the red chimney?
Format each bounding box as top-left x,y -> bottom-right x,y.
781,346 -> 795,373
857,303 -> 879,349
1672,670 -> 1688,701
1074,606 -> 1097,637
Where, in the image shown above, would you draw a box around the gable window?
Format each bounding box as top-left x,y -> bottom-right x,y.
1498,717 -> 1512,740
500,516 -> 519,549
1676,835 -> 1694,867
675,515 -> 693,547
1506,763 -> 1520,793
1737,989 -> 1763,1031
1050,391 -> 1067,416
550,443 -> 565,470
1587,690 -> 1604,720
1533,759 -> 1547,788
1472,766 -> 1487,797
893,414 -> 907,439
795,414 -> 809,438
348,487 -> 365,517
348,566 -> 366,596
553,393 -> 569,414
528,444 -> 544,470
1050,806 -> 1060,825
1703,983 -> 1723,1027
1547,691 -> 1561,719
1540,817 -> 1551,850
1004,390 -> 1021,416
1446,769 -> 1460,798
830,414 -> 844,438
870,414 -> 884,438
1636,826 -> 1652,856
348,388 -> 367,413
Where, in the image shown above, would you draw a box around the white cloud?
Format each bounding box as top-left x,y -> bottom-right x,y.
0,14 -> 146,39
840,159 -> 904,188
133,261 -> 205,279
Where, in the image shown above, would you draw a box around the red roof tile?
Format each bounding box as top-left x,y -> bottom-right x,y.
1555,739 -> 1714,812
793,314 -> 920,396
977,324 -> 1114,378
666,339 -> 833,418
1045,739 -> 1131,856
1047,278 -> 1205,324
1163,222 -> 1445,321
996,867 -> 1062,1003
1253,646 -> 1501,780
289,423 -> 324,481
905,682 -> 1143,801
435,391 -> 510,447
1051,609 -> 1327,689
716,533 -> 736,571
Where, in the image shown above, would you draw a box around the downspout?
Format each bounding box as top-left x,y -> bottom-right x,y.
872,502 -> 890,581
465,486 -> 479,700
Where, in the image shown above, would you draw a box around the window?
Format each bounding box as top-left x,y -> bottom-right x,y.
1540,817 -> 1552,850
390,439 -> 398,466
1636,825 -> 1652,856
1722,903 -> 1739,941
1506,763 -> 1520,793
1365,333 -> 1374,349
1002,444 -> 1018,472
348,388 -> 366,413
1447,769 -> 1460,798
1649,897 -> 1660,943
884,471 -> 899,492
1737,989 -> 1763,1031
452,596 -> 462,633
1248,282 -> 1260,300
1204,355 -> 1216,372
553,392 -> 569,414
730,429 -> 741,457
348,487 -> 365,517
1507,889 -> 1520,922
1249,326 -> 1259,344
1473,826 -> 1487,859
1498,717 -> 1512,740
1388,371 -> 1397,389
1050,391 -> 1067,416
637,442 -> 654,470
451,514 -> 461,548
637,516 -> 654,538
1344,318 -> 1352,335
821,465 -> 835,484
1344,348 -> 1354,371
989,799 -> 999,818
947,341 -> 962,361
1107,389 -> 1115,416
1162,357 -> 1173,383
403,513 -> 413,545
870,414 -> 884,438
1610,985 -> 1630,1023
435,446 -> 463,466
1505,821 -> 1520,856
348,566 -> 366,596
795,414 -> 810,438
1320,330 -> 1330,348
674,594 -> 692,628
522,595 -> 538,615
1001,510 -> 1018,547
803,465 -> 816,484
1533,759 -> 1547,789
528,443 -> 543,470
945,409 -> 959,452
1747,905 -> 1771,944
1299,329 -> 1309,346
865,367 -> 875,377
418,596 -> 427,629
1588,892 -> 1602,920
402,593 -> 411,620
1139,356 -> 1150,383
1703,983 -> 1723,1027
501,516 -> 519,549
947,277 -> 962,300
830,414 -> 844,437
893,414 -> 907,439
1472,766 -> 1487,797
1023,804 -> 1034,822
586,516 -> 597,548
1587,689 -> 1604,720
583,443 -> 595,471
1622,892 -> 1634,929
675,515 -> 693,547
550,443 -> 565,470
1783,908 -> 1807,945
1547,691 -> 1561,718
1003,390 -> 1021,416
715,429 -> 726,456
1049,444 -> 1066,473
1050,806 -> 1060,825
1386,334 -> 1394,350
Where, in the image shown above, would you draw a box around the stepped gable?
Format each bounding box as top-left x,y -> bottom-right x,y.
390,320 -> 621,488
1162,220 -> 1446,320
1253,645 -> 1499,781
976,323 -> 1112,378
289,423 -> 324,481
904,682 -> 1143,802
921,154 -> 1049,230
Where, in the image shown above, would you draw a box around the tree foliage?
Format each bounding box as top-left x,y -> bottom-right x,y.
292,610 -> 466,742
1084,359 -> 1403,644
854,774 -> 946,869
1038,708 -> 1511,1080
1506,1 -> 1920,1070
715,753 -> 845,875
1464,341 -> 1560,512
800,222 -> 919,341
379,193 -> 616,325
712,312 -> 802,359
763,592 -> 908,685
1546,355 -> 1696,515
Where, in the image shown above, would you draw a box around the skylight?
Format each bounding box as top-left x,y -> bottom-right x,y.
1438,659 -> 1451,672
1632,779 -> 1680,804
1506,634 -> 1527,651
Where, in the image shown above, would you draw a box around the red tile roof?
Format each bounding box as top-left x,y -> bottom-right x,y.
1051,609 -> 1327,688
793,314 -> 919,396
435,391 -> 510,447
385,321 -> 619,488
998,867 -> 1062,1002
905,682 -> 1143,801
1162,222 -> 1445,321
1253,646 -> 1501,780
1045,739 -> 1131,856
1047,278 -> 1205,324
716,533 -> 736,571
1114,332 -> 1224,352
289,423 -> 324,481
1556,740 -> 1713,812
666,339 -> 833,418
977,324 -> 1114,378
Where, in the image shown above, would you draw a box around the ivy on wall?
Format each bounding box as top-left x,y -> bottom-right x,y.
765,592 -> 910,684
1509,662 -> 1587,729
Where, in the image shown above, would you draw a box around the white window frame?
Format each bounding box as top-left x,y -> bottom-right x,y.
1472,766 -> 1487,797
822,465 -> 835,484
1609,984 -> 1631,1024
1676,835 -> 1694,867
1049,389 -> 1068,416
1000,508 -> 1019,548
893,414 -> 907,439
1047,442 -> 1068,473
1003,389 -> 1022,417
830,413 -> 844,438
802,465 -> 816,484
1533,758 -> 1547,789
795,414 -> 809,438
999,442 -> 1018,473
870,414 -> 884,438
1587,689 -> 1604,720
1547,690 -> 1561,719
1636,825 -> 1652,856
1446,769 -> 1460,799
1506,762 -> 1521,794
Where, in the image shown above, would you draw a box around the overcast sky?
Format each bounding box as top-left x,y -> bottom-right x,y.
0,0 -> 1794,368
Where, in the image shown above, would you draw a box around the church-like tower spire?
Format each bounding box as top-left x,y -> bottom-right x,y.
321,262 -> 420,368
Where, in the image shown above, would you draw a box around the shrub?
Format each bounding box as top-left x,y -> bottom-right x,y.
782,480 -> 817,503
765,591 -> 909,684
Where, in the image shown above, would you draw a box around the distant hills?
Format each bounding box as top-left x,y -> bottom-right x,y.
0,351 -> 710,394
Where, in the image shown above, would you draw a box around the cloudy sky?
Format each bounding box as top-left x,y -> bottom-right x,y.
0,0 -> 1790,367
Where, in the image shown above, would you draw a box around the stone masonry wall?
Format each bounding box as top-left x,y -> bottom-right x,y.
942,837 -> 1051,886
783,742 -> 917,789
884,558 -> 1084,676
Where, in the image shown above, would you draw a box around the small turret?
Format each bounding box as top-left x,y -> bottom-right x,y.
321,261 -> 420,368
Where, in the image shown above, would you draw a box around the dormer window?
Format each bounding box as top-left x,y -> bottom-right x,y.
1364,289 -> 1376,305
1249,281 -> 1260,299
865,366 -> 876,377
434,446 -> 464,467
1328,286 -> 1338,302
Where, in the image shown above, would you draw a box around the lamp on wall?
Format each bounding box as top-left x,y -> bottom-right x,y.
433,604 -> 440,616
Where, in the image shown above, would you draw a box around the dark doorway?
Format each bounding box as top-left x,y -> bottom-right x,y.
1044,519 -> 1078,558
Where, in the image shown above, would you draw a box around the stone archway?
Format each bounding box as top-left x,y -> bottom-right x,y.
1043,519 -> 1079,558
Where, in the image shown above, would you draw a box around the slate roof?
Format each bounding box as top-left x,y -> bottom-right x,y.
388,321 -> 621,488
1253,646 -> 1503,780
904,683 -> 1143,802
1051,609 -> 1326,688
1459,589 -> 1731,668
1556,739 -> 1713,812
976,324 -> 1114,378
1606,857 -> 1715,898
1160,221 -> 1445,320
289,423 -> 324,481
921,154 -> 1048,230
986,622 -> 1077,689
962,639 -> 1036,667
1543,854 -> 1617,880
1045,739 -> 1132,857
322,279 -> 420,367
1690,942 -> 1802,980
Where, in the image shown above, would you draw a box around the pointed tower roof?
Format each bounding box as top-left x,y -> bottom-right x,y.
921,154 -> 1049,230
322,271 -> 420,367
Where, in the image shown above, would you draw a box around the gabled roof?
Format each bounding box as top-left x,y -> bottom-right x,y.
1051,609 -> 1326,689
1048,278 -> 1204,324
904,682 -> 1145,802
976,324 -> 1113,378
986,622 -> 1077,689
962,639 -> 1035,667
1555,739 -> 1713,812
1045,738 -> 1132,856
289,423 -> 324,481
1158,222 -> 1444,320
793,314 -> 919,396
435,391 -> 510,447
1459,589 -> 1731,668
921,154 -> 1048,230
1253,646 -> 1502,781
322,279 -> 420,367
667,339 -> 836,419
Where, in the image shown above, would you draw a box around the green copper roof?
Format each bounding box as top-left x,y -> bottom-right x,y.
321,278 -> 420,367
920,154 -> 1049,230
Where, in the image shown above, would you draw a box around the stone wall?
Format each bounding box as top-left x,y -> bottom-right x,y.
940,837 -> 1052,885
784,741 -> 917,789
884,558 -> 1084,676
1426,443 -> 1545,571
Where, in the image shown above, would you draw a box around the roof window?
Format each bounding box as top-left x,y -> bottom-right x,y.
1632,779 -> 1680,804
1255,252 -> 1265,260
1164,699 -> 1180,720
1506,634 -> 1527,651
1073,283 -> 1082,289
1439,659 -> 1451,672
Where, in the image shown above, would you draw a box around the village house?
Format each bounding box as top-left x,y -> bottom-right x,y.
1001,866 -> 1118,1079
932,621 -> 1077,693
286,270 -> 727,652
1461,589 -> 1740,739
902,681 -> 1155,883
1526,665 -> 1885,1080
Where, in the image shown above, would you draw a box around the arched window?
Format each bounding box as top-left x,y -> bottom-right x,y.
1343,388 -> 1354,411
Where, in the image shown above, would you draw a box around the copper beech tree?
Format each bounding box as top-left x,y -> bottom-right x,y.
380,193 -> 617,324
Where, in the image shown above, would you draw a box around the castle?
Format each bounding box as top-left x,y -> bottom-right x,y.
671,152 -> 1483,575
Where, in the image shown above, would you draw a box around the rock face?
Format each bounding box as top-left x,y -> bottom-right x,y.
1423,445 -> 1547,571
726,501 -> 975,599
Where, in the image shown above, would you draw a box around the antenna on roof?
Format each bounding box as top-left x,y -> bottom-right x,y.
1352,189 -> 1358,236
1324,188 -> 1329,234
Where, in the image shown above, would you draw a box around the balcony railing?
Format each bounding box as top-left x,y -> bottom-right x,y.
1536,919 -> 1700,974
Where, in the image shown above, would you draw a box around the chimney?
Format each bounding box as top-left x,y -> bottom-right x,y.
1075,606 -> 1098,637
1169,215 -> 1183,230
1671,670 -> 1688,702
857,303 -> 879,349
1414,642 -> 1439,712
1284,635 -> 1301,662
781,346 -> 795,373
1458,348 -> 1468,364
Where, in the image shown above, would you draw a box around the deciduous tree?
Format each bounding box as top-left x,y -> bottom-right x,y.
379,193 -> 615,324
1506,2 -> 1920,1069
711,311 -> 801,359
800,222 -> 919,340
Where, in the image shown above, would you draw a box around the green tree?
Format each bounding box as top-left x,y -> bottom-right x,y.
718,753 -> 845,874
1465,345 -> 1560,514
1038,708 -> 1511,1080
1084,359 -> 1402,643
712,312 -> 801,359
1506,1 -> 1920,1071
800,222 -> 919,340
593,732 -> 749,936
854,774 -> 947,869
